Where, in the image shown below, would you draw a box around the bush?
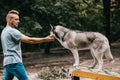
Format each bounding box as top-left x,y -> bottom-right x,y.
38,66 -> 70,80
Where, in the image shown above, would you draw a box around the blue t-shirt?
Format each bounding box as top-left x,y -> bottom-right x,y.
1,27 -> 25,66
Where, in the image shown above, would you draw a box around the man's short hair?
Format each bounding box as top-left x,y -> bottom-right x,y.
8,10 -> 19,15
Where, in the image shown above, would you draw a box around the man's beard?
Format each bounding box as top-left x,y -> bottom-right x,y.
11,23 -> 18,29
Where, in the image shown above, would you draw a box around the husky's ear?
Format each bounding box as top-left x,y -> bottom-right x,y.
50,24 -> 55,30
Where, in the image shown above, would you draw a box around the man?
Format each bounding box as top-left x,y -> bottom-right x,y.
1,10 -> 54,80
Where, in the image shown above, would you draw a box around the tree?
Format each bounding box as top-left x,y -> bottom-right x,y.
103,0 -> 111,42
0,0 -> 120,52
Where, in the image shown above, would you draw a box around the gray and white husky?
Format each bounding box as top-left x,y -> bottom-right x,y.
50,25 -> 114,71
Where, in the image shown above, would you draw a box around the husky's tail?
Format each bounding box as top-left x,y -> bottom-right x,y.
104,45 -> 114,63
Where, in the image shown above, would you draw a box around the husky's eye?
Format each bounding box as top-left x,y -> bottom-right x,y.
53,26 -> 55,30
51,28 -> 56,34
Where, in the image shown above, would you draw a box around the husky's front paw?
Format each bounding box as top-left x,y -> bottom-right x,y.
73,64 -> 80,70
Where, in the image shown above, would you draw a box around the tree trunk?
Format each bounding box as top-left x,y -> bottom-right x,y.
103,0 -> 111,42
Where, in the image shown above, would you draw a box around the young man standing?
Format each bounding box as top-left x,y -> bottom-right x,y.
1,10 -> 54,80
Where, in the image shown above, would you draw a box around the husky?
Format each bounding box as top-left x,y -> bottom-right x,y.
50,25 -> 114,71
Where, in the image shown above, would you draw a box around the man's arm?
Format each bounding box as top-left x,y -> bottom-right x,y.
20,35 -> 54,44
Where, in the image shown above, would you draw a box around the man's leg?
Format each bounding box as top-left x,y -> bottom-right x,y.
4,63 -> 29,80
12,63 -> 29,80
4,66 -> 14,80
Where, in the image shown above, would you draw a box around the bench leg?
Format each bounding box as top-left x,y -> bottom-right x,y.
72,76 -> 80,80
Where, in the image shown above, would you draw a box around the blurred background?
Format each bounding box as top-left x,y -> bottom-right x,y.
0,0 -> 120,52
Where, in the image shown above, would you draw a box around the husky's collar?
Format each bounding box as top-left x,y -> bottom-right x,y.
61,31 -> 68,42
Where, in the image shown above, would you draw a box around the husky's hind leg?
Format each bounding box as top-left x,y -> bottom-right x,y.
96,52 -> 104,71
90,46 -> 104,71
96,41 -> 114,71
89,48 -> 98,69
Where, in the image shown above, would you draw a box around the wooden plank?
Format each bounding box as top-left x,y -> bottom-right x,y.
72,70 -> 120,80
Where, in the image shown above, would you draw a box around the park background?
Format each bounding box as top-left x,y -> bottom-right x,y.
0,0 -> 120,80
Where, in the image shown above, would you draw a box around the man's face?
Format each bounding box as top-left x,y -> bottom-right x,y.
9,14 -> 20,28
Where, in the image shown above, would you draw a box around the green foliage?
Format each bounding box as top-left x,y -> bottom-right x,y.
0,0 -> 120,51
19,16 -> 42,37
110,0 -> 120,41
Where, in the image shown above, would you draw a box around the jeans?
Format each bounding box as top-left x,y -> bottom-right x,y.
4,63 -> 29,80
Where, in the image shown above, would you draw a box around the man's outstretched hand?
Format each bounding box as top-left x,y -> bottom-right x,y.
45,34 -> 55,42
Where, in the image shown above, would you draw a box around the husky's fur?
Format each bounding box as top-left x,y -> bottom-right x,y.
50,25 -> 114,71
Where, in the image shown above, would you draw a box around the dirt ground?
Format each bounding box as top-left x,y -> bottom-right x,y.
0,42 -> 120,80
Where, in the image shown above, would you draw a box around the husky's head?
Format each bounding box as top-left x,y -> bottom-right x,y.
50,25 -> 69,40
